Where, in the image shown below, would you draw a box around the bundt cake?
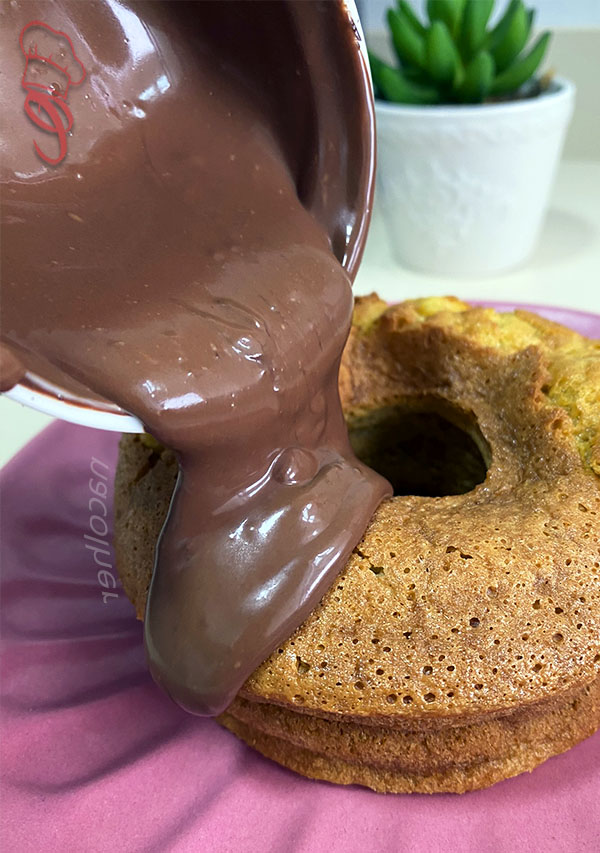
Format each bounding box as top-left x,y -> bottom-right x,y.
114,296 -> 600,793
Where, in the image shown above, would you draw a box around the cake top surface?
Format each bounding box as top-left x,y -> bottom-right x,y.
242,297 -> 600,724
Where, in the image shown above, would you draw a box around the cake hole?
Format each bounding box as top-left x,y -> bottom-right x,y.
347,398 -> 490,497
296,657 -> 310,674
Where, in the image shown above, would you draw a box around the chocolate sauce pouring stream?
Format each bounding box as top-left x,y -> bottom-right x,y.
0,1 -> 390,714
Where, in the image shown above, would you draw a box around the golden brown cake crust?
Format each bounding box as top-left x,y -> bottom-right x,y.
220,675 -> 600,794
113,297 -> 600,791
223,677 -> 600,777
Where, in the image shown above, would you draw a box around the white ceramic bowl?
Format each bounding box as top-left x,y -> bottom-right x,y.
3,0 -> 371,435
375,77 -> 575,276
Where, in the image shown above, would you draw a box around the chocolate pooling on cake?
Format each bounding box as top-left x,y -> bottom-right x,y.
0,1 -> 390,714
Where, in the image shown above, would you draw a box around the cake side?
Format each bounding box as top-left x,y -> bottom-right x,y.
220,674 -> 600,794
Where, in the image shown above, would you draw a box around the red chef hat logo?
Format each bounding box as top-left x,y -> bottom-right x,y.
19,20 -> 86,166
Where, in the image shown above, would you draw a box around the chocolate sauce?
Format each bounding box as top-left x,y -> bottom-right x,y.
1,1 -> 390,714
0,344 -> 25,392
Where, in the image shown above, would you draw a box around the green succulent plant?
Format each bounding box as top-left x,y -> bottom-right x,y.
369,0 -> 551,105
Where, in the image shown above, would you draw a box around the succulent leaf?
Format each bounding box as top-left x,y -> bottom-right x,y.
378,63 -> 442,104
460,0 -> 494,59
491,1 -> 531,72
368,50 -> 386,99
398,0 -> 427,37
426,21 -> 460,86
458,50 -> 495,102
487,0 -> 520,51
426,0 -> 466,37
490,31 -> 550,95
388,7 -> 427,69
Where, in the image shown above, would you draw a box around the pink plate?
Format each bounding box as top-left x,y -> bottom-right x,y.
1,303 -> 599,852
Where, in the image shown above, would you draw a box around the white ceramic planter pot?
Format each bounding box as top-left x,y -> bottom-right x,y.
375,78 -> 575,276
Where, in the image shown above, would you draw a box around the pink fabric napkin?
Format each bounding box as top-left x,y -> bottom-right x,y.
1,304 -> 599,852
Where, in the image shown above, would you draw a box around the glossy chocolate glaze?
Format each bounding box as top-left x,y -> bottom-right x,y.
1,1 -> 390,714
0,344 -> 25,392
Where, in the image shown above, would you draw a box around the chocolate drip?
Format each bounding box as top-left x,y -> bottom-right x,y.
0,344 -> 25,392
1,1 -> 390,714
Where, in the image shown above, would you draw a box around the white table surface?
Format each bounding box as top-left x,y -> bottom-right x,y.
1,159 -> 598,469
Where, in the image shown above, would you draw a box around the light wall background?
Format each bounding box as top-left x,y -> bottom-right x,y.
357,0 -> 600,31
